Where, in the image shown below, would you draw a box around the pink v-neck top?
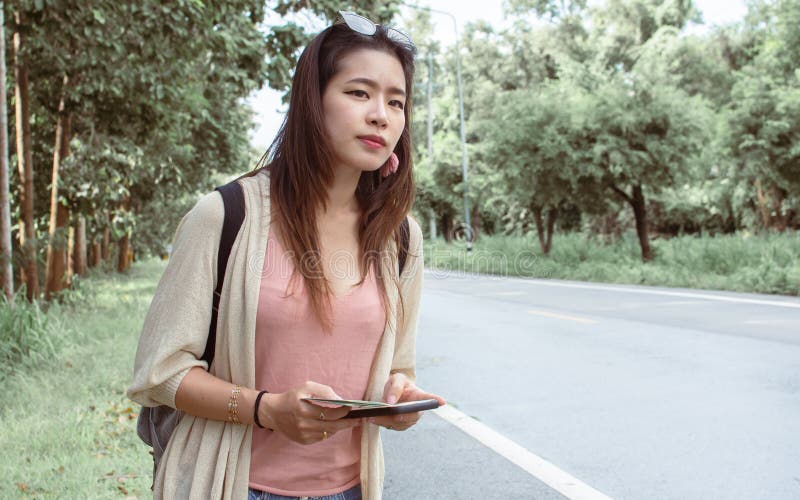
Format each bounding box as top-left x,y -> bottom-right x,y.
249,227 -> 386,497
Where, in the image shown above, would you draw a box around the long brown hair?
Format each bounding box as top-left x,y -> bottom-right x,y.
253,20 -> 417,333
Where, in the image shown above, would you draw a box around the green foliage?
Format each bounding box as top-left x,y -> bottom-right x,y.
586,64 -> 712,191
589,0 -> 701,70
5,1 -> 273,261
426,231 -> 800,295
727,64 -> 800,192
409,0 -> 799,257
504,0 -> 588,19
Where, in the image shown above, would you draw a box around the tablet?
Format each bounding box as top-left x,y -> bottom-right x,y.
344,399 -> 440,418
302,398 -> 441,419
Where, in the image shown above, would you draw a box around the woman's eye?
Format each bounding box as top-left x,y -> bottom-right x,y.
348,90 -> 368,98
390,100 -> 405,110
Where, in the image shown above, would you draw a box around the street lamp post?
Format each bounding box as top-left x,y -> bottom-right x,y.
405,4 -> 472,251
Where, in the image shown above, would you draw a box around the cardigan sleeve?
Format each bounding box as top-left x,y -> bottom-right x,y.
127,191 -> 224,408
390,216 -> 424,383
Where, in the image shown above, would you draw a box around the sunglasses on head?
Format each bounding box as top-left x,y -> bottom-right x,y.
338,10 -> 415,50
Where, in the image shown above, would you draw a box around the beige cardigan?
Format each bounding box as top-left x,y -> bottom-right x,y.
128,170 -> 423,499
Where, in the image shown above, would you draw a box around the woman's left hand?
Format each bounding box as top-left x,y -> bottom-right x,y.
369,372 -> 446,431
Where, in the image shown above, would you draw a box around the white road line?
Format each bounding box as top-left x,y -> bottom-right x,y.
423,270 -> 800,308
744,318 -> 799,325
591,300 -> 703,311
490,275 -> 800,309
474,291 -> 527,297
528,309 -> 599,324
433,405 -> 613,500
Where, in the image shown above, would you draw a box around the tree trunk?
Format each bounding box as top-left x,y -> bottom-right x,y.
0,4 -> 13,303
611,183 -> 652,262
630,185 -> 652,262
428,208 -> 437,240
90,236 -> 102,268
772,186 -> 787,232
532,206 -> 548,255
88,236 -> 95,268
116,197 -> 131,272
66,225 -> 74,287
74,216 -> 87,276
544,207 -> 557,255
754,178 -> 771,231
440,213 -> 453,243
45,204 -> 69,298
117,234 -> 129,272
532,206 -> 558,255
470,204 -> 482,242
13,10 -> 38,301
102,226 -> 110,261
723,196 -> 738,233
44,75 -> 70,300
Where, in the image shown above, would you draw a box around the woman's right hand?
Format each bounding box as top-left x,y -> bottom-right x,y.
257,381 -> 360,445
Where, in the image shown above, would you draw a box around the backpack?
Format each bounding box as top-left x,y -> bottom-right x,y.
136,179 -> 411,478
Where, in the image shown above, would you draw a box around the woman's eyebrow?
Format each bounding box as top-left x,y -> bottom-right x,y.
344,77 -> 406,98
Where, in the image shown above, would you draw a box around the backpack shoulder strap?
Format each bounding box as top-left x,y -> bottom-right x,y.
202,180 -> 246,369
398,216 -> 410,277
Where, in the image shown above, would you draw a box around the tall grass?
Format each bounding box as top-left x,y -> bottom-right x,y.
425,231 -> 800,296
0,295 -> 67,382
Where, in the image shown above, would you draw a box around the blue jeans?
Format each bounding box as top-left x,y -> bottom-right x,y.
247,484 -> 362,500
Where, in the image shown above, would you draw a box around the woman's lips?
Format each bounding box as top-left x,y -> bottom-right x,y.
358,138 -> 384,149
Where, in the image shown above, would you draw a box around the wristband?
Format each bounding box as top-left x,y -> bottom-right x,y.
254,390 -> 269,429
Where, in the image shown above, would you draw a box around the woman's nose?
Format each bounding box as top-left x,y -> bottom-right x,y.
368,101 -> 388,128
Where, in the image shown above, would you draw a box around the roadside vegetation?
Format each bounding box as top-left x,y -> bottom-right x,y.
0,261 -> 162,498
425,232 -> 800,296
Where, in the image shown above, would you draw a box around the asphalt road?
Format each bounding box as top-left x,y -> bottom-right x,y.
382,270 -> 800,500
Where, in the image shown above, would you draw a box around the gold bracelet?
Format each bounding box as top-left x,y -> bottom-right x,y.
227,385 -> 242,424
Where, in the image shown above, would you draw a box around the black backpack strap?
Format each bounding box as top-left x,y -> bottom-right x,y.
398,216 -> 410,277
201,181 -> 246,369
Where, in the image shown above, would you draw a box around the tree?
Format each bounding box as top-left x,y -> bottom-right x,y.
583,51 -> 711,260
8,1 -> 273,293
479,84 -> 590,254
0,1 -> 12,302
724,0 -> 800,232
12,9 -> 38,300
3,0 -> 410,302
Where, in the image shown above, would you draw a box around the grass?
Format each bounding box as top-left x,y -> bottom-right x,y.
425,231 -> 800,296
0,260 -> 165,499
0,296 -> 65,381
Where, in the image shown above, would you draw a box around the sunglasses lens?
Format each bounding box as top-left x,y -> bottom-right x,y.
341,11 -> 377,36
387,28 -> 415,48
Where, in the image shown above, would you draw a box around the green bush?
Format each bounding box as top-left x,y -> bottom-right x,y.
0,273 -> 95,383
0,294 -> 66,381
425,231 -> 800,296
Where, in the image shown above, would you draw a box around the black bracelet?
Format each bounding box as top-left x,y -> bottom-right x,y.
254,390 -> 269,429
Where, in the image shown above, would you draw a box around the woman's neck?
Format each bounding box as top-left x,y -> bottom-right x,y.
320,165 -> 362,218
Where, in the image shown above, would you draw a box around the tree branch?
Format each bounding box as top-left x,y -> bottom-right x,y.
609,183 -> 633,204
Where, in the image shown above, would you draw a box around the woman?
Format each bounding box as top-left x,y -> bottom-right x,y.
128,10 -> 445,500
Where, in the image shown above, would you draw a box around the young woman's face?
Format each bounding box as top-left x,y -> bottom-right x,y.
322,48 -> 407,175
